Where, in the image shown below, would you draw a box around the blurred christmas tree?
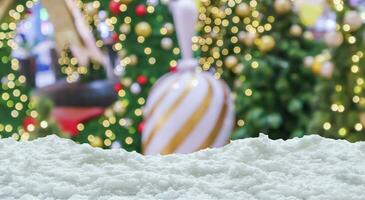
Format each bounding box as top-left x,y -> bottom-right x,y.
308,0 -> 365,142
198,0 -> 325,140
0,0 -> 33,140
71,0 -> 179,151
0,0 -> 179,152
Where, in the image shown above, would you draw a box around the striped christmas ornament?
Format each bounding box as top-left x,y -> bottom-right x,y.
142,70 -> 234,155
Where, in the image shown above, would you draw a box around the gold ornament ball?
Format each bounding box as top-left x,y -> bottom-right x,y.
257,35 -> 276,52
91,136 -> 103,148
121,78 -> 132,87
135,22 -> 152,38
224,56 -> 239,69
344,11 -> 362,32
120,24 -> 131,34
303,31 -> 314,41
84,2 -> 98,16
324,31 -> 343,48
290,24 -> 303,37
320,61 -> 334,79
274,0 -> 292,15
235,3 -> 251,18
164,23 -> 174,35
129,55 -> 138,65
238,31 -> 257,46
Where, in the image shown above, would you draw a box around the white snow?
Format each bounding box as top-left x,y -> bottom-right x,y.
1,134 -> 365,200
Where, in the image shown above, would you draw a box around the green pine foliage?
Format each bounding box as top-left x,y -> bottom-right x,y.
308,2 -> 365,142
200,0 -> 325,140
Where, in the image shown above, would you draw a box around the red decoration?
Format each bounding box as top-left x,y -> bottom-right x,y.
23,116 -> 37,131
135,4 -> 147,16
114,82 -> 123,92
138,121 -> 145,133
169,65 -> 177,73
112,32 -> 119,43
52,107 -> 105,137
109,0 -> 121,15
137,75 -> 148,85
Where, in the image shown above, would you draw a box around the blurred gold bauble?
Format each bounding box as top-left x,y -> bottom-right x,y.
324,31 -> 343,48
120,0 -> 132,4
238,31 -> 257,46
290,24 -> 302,37
91,136 -> 103,148
121,77 -> 132,87
233,63 -> 245,74
257,35 -> 275,52
163,23 -> 174,35
120,23 -> 131,34
312,53 -> 331,75
303,31 -> 314,41
84,2 -> 98,16
235,3 -> 251,18
135,22 -> 152,37
344,11 -> 362,32
274,0 -> 292,14
224,56 -> 239,69
129,55 -> 138,65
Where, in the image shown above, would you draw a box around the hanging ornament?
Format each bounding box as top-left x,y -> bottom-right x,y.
23,116 -> 37,132
320,61 -> 334,79
138,121 -> 145,133
109,0 -> 121,15
324,31 -> 343,48
143,0 -> 234,155
257,35 -> 276,52
238,31 -> 257,46
163,23 -> 174,35
137,75 -> 148,85
290,24 -> 303,37
129,55 -> 138,65
161,37 -> 173,50
113,101 -> 126,114
235,3 -> 250,18
84,2 -> 98,16
120,24 -> 131,34
274,0 -> 292,15
312,52 -> 332,78
304,56 -> 314,68
90,136 -> 103,148
303,31 -> 314,41
296,0 -> 325,27
135,4 -> 147,16
113,82 -> 123,92
121,78 -> 132,87
135,22 -> 152,37
344,11 -> 363,32
130,83 -> 142,94
224,56 -> 239,70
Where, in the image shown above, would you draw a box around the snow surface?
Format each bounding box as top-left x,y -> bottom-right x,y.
1,135 -> 365,200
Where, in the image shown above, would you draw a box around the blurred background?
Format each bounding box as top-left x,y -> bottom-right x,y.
0,0 -> 364,153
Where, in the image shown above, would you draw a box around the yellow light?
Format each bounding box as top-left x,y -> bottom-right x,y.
125,137 -> 133,145
338,128 -> 347,137
237,119 -> 245,127
77,123 -> 85,131
245,89 -> 253,96
355,123 -> 363,131
323,122 -> 331,130
40,121 -> 48,129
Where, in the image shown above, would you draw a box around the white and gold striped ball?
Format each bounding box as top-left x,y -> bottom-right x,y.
142,71 -> 235,155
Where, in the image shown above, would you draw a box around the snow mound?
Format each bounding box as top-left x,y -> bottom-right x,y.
1,134 -> 365,200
